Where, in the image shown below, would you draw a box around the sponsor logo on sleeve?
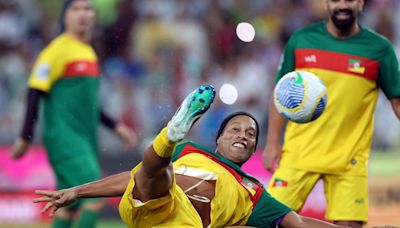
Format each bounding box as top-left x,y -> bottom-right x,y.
35,64 -> 50,80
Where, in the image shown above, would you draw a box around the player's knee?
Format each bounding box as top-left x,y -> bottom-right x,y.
56,207 -> 76,219
82,200 -> 106,211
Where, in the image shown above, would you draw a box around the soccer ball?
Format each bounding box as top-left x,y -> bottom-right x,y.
273,71 -> 327,123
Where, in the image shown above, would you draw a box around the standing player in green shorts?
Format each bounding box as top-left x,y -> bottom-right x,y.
33,85 -> 349,228
263,0 -> 400,227
10,1 -> 137,228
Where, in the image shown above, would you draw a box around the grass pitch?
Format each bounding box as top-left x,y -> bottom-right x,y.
0,220 -> 126,228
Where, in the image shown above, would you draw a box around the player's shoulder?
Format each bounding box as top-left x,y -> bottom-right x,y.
286,21 -> 326,44
172,141 -> 211,161
174,141 -> 212,154
292,21 -> 325,37
361,26 -> 393,48
39,34 -> 70,57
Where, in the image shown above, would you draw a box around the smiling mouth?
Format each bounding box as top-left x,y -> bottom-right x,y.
336,13 -> 351,20
232,142 -> 247,149
334,10 -> 352,19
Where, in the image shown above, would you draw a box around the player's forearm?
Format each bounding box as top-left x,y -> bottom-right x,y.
100,109 -> 117,130
266,96 -> 286,144
74,171 -> 131,198
281,212 -> 348,228
20,88 -> 44,141
300,216 -> 348,228
390,97 -> 400,120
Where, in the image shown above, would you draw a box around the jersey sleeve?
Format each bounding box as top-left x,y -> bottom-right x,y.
172,141 -> 187,162
377,43 -> 400,99
28,46 -> 63,92
20,88 -> 44,141
275,35 -> 296,83
245,190 -> 292,228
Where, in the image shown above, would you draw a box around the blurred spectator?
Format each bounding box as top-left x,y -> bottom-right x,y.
102,0 -> 136,59
0,0 -> 28,48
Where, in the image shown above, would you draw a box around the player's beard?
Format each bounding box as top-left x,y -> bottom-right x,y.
331,9 -> 356,32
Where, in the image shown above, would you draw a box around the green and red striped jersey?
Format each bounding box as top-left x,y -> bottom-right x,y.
172,141 -> 292,227
276,21 -> 400,175
29,34 -> 100,162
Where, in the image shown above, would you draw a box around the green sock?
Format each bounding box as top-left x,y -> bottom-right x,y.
76,208 -> 100,228
52,217 -> 72,228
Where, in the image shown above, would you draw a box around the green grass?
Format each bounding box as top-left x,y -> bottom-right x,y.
0,220 -> 127,228
96,220 -> 127,228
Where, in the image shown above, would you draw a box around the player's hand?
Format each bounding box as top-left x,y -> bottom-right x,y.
262,143 -> 282,173
10,138 -> 30,159
33,189 -> 78,217
115,123 -> 138,149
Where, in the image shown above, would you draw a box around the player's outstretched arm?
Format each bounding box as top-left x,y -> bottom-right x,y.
33,171 -> 130,216
262,96 -> 286,172
11,88 -> 44,159
115,122 -> 138,149
390,97 -> 400,120
100,110 -> 138,149
280,212 -> 350,228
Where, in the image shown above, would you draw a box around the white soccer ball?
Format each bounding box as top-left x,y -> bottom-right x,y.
274,71 -> 328,123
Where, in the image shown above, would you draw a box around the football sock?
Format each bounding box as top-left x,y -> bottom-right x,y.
76,208 -> 100,228
52,217 -> 72,228
153,127 -> 175,158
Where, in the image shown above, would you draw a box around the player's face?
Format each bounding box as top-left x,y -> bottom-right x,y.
64,0 -> 95,35
216,115 -> 257,165
326,0 -> 364,31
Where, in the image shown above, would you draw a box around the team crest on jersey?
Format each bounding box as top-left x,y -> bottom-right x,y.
241,177 -> 259,196
35,63 -> 50,80
272,178 -> 288,187
348,59 -> 365,74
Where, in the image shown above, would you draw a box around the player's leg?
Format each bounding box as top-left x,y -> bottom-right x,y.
323,174 -> 367,228
51,152 -> 105,228
49,155 -> 79,228
133,85 -> 215,202
74,156 -> 105,228
50,166 -> 77,228
76,200 -> 106,228
267,166 -> 320,211
52,208 -> 75,228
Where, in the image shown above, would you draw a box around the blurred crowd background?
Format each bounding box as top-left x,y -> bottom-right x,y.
0,0 -> 399,156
